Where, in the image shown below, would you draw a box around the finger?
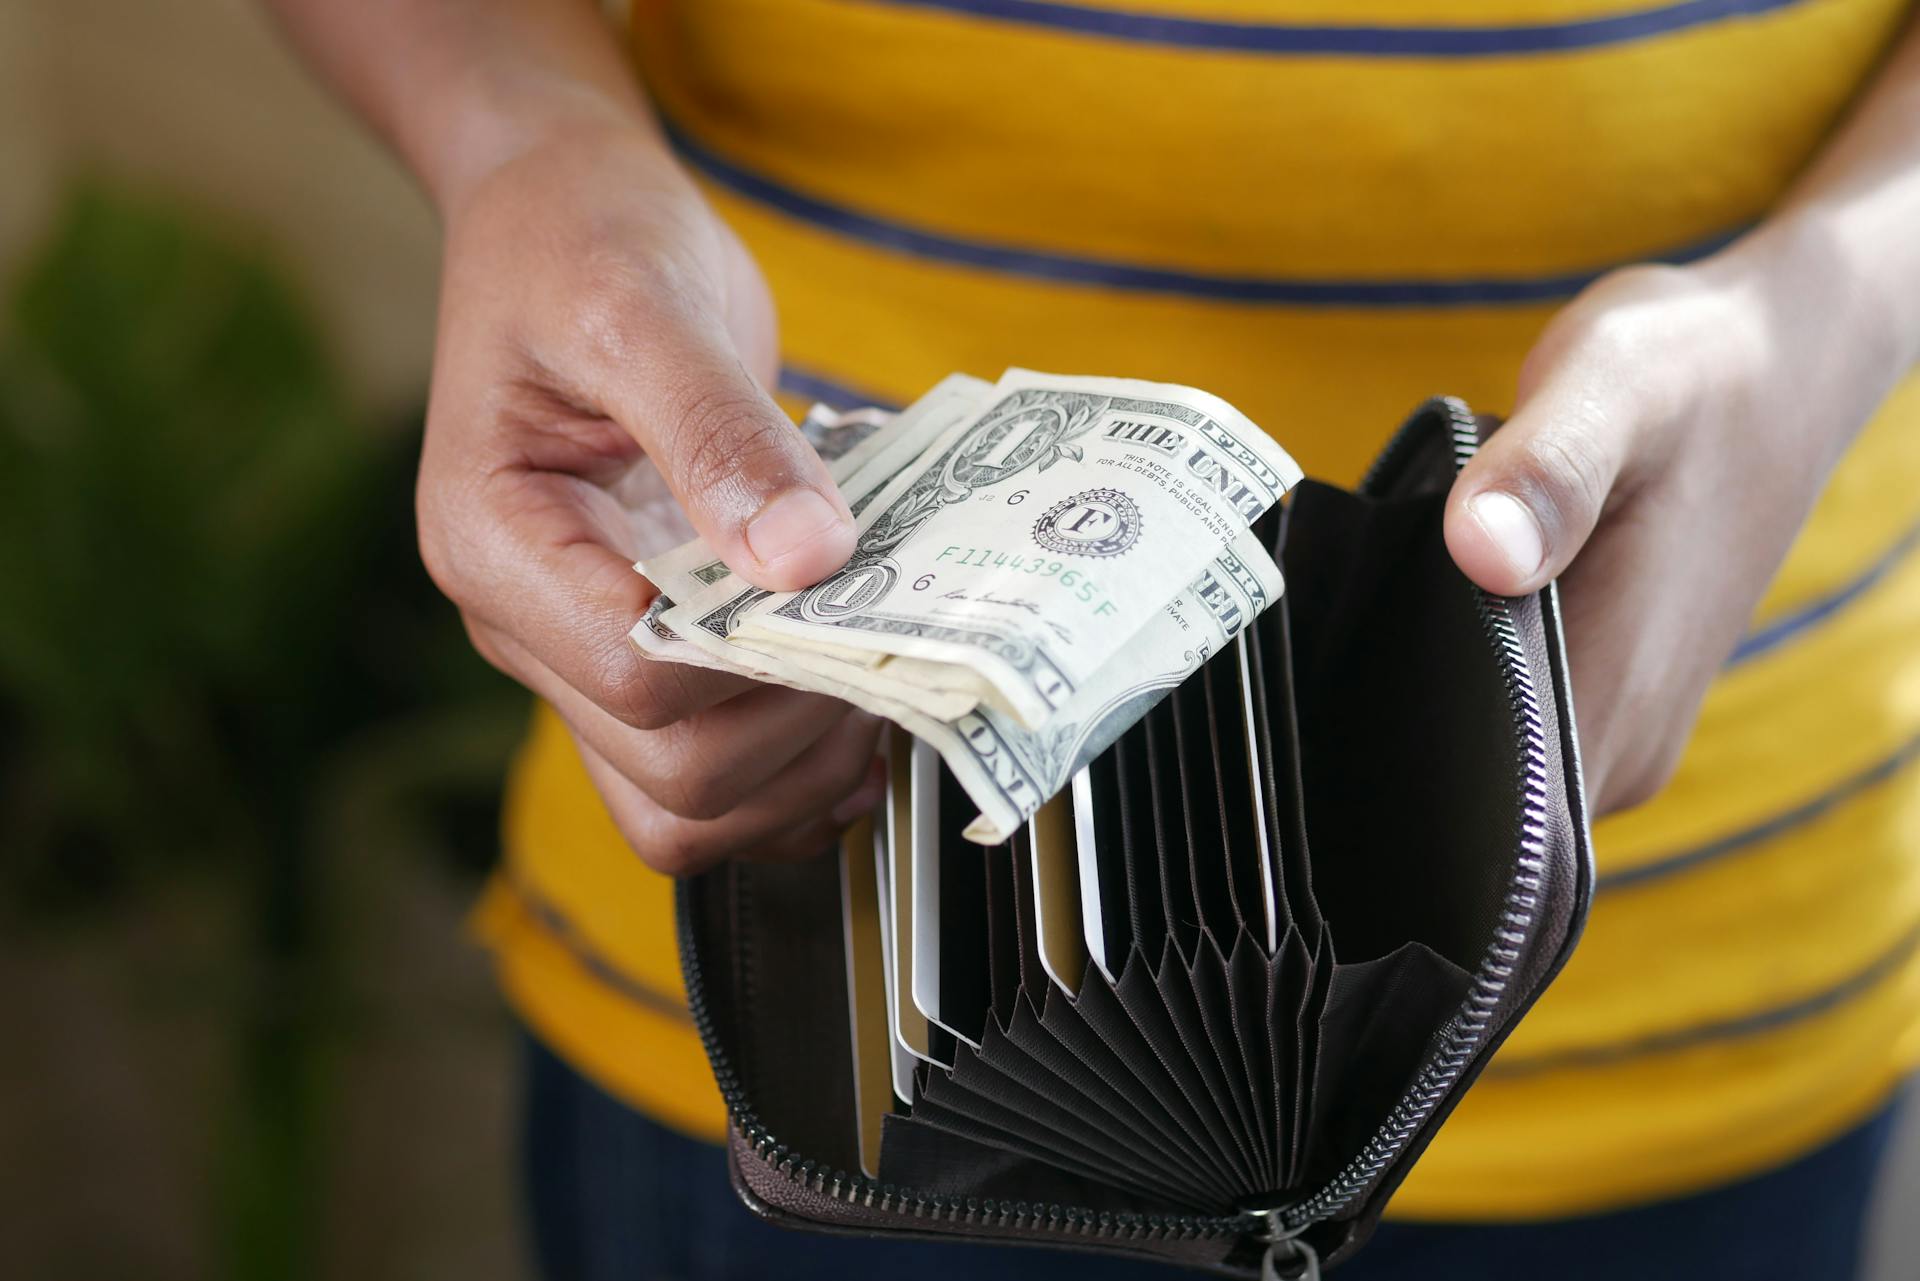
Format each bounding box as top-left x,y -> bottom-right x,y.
483,618 -> 869,818
1553,494 -> 1738,817
573,296 -> 855,592
433,475 -> 759,729
668,699 -> 887,840
655,687 -> 878,819
1443,340 -> 1641,597
574,717 -> 887,877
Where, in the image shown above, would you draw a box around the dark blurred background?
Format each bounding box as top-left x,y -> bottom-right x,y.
5,4 -> 1919,1281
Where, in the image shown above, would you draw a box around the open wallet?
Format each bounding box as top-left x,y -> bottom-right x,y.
675,398 -> 1595,1279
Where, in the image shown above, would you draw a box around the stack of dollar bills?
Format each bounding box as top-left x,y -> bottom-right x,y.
630,369 -> 1304,844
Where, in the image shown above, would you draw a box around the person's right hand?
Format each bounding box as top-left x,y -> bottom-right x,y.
416,119 -> 886,876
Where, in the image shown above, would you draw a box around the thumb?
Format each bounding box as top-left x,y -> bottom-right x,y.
1444,353 -> 1636,597
605,309 -> 855,593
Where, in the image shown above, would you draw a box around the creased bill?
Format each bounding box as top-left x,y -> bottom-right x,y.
620,368 -> 1299,843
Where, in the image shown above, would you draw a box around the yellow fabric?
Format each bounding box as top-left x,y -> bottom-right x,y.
483,0 -> 1920,1219
473,874 -> 725,1140
634,0 -> 1896,278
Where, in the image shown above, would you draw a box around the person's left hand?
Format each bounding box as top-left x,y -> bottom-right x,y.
1443,253 -> 1902,815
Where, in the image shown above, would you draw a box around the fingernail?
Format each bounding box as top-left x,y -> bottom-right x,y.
1468,491 -> 1546,584
746,489 -> 851,573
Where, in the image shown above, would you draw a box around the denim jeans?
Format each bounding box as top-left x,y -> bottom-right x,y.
520,1032 -> 1901,1281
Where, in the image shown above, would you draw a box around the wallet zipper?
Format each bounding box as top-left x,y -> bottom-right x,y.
677,397 -> 1554,1263
677,896 -> 1259,1250
1278,583 -> 1552,1231
1280,397 -> 1556,1233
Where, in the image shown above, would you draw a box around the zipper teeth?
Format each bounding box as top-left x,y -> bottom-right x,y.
1282,398 -> 1554,1232
676,891 -> 1253,1244
679,394 -> 1554,1246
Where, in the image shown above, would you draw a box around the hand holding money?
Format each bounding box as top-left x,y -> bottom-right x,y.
632,370 -> 1301,843
406,128 -> 908,878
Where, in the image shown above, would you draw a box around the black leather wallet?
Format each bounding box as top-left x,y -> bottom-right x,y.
676,398 -> 1594,1277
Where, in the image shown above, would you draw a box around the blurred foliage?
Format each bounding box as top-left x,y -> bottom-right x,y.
0,182 -> 522,917
0,182 -> 525,1281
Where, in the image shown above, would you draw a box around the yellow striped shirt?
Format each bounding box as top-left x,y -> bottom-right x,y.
475,0 -> 1920,1218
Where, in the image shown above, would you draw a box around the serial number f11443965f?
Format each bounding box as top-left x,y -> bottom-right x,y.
929,546 -> 1118,616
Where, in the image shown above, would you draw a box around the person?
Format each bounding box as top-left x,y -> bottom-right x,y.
266,1 -> 1920,1277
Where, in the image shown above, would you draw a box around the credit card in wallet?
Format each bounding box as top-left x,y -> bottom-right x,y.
1028,789 -> 1088,996
884,729 -> 948,1070
1206,633 -> 1279,950
1072,760 -> 1130,983
912,747 -> 993,1047
1233,633 -> 1281,949
871,816 -> 919,1106
839,816 -> 892,1175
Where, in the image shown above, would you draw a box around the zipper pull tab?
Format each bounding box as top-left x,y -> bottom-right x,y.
1241,1201 -> 1319,1281
1261,1238 -> 1320,1281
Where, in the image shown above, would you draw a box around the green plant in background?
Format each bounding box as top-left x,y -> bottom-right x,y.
0,182 -> 525,1280
0,180 -> 508,902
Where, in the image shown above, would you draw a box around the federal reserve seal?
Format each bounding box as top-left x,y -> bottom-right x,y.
1032,488 -> 1142,558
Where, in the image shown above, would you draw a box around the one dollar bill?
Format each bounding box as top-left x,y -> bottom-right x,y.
731,369 -> 1301,728
622,368 -> 1298,843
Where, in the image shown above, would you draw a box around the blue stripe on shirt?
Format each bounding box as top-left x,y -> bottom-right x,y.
668,119 -> 1745,307
854,0 -> 1808,57
1729,515 -> 1920,667
1490,913 -> 1920,1070
779,364 -> 903,412
1597,731 -> 1920,893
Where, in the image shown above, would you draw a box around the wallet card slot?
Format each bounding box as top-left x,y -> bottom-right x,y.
1142,701 -> 1201,955
940,1058 -> 1189,1202
1006,841 -> 1213,1190
996,998 -> 1229,1201
1217,930 -> 1281,1188
923,764 -> 993,1048
985,838 -> 1023,1029
1079,749 -> 1133,981
1114,734 -> 1169,960
1035,987 -> 1241,1206
1267,926 -> 1323,1186
841,824 -> 899,1175
1247,597 -> 1319,941
1009,825 -> 1055,1001
1169,677 -> 1236,943
1075,957 -> 1250,1199
949,1030 -> 1214,1204
1156,940 -> 1271,1193
1204,639 -> 1276,948
1187,931 -> 1275,1193
1115,948 -> 1261,1194
1028,793 -> 1091,997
